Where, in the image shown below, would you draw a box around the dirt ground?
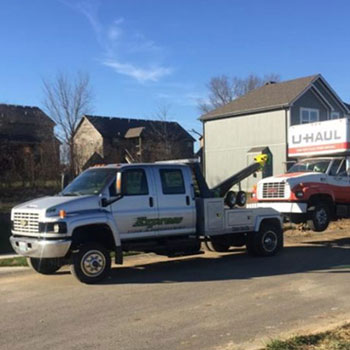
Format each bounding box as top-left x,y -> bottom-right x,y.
284,218 -> 350,245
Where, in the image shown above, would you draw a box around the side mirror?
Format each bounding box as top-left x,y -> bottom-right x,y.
101,198 -> 109,207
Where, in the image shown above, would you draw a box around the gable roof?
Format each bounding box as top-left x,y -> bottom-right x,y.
200,75 -> 320,121
0,104 -> 57,143
0,104 -> 55,126
81,115 -> 195,142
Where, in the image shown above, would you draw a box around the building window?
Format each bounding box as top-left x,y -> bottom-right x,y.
330,112 -> 340,119
300,108 -> 319,124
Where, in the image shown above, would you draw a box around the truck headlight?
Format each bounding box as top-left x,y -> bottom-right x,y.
46,222 -> 67,233
295,191 -> 304,198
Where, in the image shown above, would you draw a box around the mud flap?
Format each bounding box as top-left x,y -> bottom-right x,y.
115,246 -> 123,265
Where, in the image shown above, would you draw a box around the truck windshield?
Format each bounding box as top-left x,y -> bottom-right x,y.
61,168 -> 117,196
287,159 -> 331,174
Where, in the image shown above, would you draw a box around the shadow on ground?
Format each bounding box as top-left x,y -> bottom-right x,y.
96,237 -> 350,285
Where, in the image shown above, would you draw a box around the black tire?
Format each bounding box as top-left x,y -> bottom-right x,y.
246,221 -> 283,257
205,237 -> 231,252
236,191 -> 247,207
27,257 -> 62,275
307,202 -> 330,232
184,240 -> 202,254
70,243 -> 111,284
225,191 -> 236,208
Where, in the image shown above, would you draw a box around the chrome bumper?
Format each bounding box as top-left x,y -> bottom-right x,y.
10,236 -> 71,258
247,202 -> 307,214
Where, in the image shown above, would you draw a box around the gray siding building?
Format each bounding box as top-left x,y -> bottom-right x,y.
200,74 -> 350,191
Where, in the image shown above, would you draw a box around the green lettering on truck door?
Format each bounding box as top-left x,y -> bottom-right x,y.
133,217 -> 183,229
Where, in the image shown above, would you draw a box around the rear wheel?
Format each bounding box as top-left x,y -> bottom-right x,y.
27,257 -> 62,275
246,221 -> 283,256
307,202 -> 331,232
70,243 -> 111,284
205,237 -> 231,252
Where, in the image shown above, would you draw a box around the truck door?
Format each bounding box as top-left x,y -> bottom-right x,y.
153,166 -> 196,236
328,159 -> 350,203
110,167 -> 158,239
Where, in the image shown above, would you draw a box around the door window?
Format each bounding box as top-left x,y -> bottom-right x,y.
337,160 -> 347,176
159,169 -> 185,194
328,159 -> 342,176
122,169 -> 148,195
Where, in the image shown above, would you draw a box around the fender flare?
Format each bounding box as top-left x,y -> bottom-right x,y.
254,215 -> 283,232
307,193 -> 335,210
68,211 -> 121,247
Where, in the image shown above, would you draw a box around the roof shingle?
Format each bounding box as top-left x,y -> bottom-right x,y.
200,75 -> 319,121
84,115 -> 195,142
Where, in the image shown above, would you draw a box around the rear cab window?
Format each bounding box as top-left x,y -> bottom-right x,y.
159,168 -> 185,194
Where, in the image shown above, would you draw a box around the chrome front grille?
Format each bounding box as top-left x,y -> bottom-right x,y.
262,182 -> 285,199
13,212 -> 39,233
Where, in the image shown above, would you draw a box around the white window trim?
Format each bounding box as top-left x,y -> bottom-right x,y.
330,111 -> 340,119
300,107 -> 320,124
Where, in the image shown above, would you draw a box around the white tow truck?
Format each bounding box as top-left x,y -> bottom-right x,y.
10,159 -> 283,284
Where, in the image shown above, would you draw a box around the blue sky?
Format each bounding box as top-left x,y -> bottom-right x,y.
1,0 -> 350,144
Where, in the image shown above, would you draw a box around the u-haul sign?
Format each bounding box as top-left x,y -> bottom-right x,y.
288,118 -> 350,157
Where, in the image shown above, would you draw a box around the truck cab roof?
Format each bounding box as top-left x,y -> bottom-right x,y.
89,162 -> 190,170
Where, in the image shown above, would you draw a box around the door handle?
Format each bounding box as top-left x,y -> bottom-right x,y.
149,197 -> 154,207
186,195 -> 190,206
190,184 -> 195,200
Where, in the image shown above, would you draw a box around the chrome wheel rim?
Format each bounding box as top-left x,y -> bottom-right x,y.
316,209 -> 327,226
262,231 -> 278,252
81,250 -> 106,277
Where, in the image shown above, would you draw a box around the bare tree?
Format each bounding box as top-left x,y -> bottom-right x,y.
42,72 -> 93,176
126,105 -> 192,162
198,73 -> 280,114
151,104 -> 194,160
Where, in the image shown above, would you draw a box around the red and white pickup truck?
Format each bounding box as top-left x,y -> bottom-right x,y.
250,118 -> 350,231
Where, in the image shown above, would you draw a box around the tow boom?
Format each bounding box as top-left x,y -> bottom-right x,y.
211,154 -> 268,197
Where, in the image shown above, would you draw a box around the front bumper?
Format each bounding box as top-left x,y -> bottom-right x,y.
10,236 -> 71,258
247,202 -> 307,214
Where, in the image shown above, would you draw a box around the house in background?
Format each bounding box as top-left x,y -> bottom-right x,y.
200,74 -> 350,191
0,104 -> 60,183
74,115 -> 195,171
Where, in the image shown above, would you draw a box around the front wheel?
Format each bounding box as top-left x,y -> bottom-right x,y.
70,243 -> 111,284
27,257 -> 62,275
307,202 -> 330,232
246,221 -> 283,256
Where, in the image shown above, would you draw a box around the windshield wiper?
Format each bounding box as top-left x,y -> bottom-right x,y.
62,191 -> 83,196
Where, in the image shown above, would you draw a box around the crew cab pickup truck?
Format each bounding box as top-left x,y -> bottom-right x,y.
250,156 -> 350,231
10,162 -> 283,284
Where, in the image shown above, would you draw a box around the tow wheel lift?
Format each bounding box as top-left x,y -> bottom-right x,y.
209,154 -> 268,208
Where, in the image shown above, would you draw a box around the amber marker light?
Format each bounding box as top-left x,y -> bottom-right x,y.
116,177 -> 122,193
59,210 -> 66,219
